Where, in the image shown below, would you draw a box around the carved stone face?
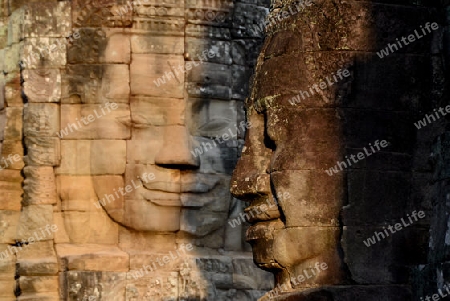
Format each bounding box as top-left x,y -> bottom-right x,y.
231,0 -> 440,294
231,100 -> 346,288
230,1 -> 356,289
57,0 -> 242,247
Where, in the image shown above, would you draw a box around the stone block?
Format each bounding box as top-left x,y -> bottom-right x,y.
102,31 -> 131,63
0,170 -> 23,211
23,166 -> 57,206
23,69 -> 61,103
0,23 -> 8,50
16,241 -> 58,276
19,276 -> 59,293
131,34 -> 184,54
232,257 -> 274,290
57,176 -> 98,211
61,64 -> 129,104
127,126 -> 163,165
101,64 -> 130,101
192,136 -> 238,175
342,55 -> 432,113
343,170 -> 412,226
284,2 -> 437,53
253,109 -> 343,171
0,76 -> 5,111
231,2 -> 268,38
56,244 -> 129,272
186,24 -> 230,39
185,0 -> 233,25
119,229 -> 177,252
0,111 -> 3,141
0,244 -> 16,273
0,279 -> 15,297
52,212 -> 69,244
186,62 -> 231,99
122,199 -> 181,232
4,72 -> 23,107
231,39 -> 262,66
270,170 -> 343,227
185,37 -> 232,65
16,205 -> 54,241
65,271 -> 126,301
187,98 -> 237,138
67,28 -> 107,64
24,137 -> 60,166
0,140 -> 24,169
180,209 -> 227,237
153,125 -> 199,167
22,38 -> 66,69
56,140 -> 126,175
130,96 -> 185,126
10,107 -> 45,142
125,271 -> 179,301
4,42 -> 22,74
265,286 -> 413,301
125,164 -> 180,195
72,0 -> 132,28
130,54 -> 184,98
24,104 -> 60,137
8,7 -> 24,46
232,65 -> 251,100
62,210 -> 119,245
60,104 -> 130,139
343,226 -> 428,284
23,2 -> 71,38
17,292 -> 60,301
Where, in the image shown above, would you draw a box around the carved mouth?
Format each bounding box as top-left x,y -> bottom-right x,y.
246,219 -> 283,242
244,205 -> 279,224
242,195 -> 281,224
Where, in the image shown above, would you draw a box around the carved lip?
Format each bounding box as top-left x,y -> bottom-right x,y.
244,205 -> 280,223
246,219 -> 283,241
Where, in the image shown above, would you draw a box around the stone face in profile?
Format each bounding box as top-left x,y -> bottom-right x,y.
231,0 -> 440,299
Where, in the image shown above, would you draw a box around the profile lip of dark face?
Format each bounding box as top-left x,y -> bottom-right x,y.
242,193 -> 283,243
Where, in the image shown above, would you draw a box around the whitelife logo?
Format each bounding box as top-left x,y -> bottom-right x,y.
268,262 -> 328,299
228,192 -> 291,228
414,105 -> 450,129
288,68 -> 351,105
94,172 -> 155,209
191,121 -> 252,158
326,140 -> 388,176
363,210 -> 425,247
57,102 -> 118,138
420,283 -> 450,301
377,22 -> 439,59
0,224 -> 58,260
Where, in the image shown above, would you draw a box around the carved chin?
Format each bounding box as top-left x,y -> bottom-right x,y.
246,220 -> 285,270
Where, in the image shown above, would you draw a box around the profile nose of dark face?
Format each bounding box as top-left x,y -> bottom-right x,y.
230,155 -> 271,202
154,125 -> 200,169
230,107 -> 273,202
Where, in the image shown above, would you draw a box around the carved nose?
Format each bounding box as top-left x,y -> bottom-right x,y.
230,155 -> 271,201
155,125 -> 200,168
